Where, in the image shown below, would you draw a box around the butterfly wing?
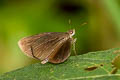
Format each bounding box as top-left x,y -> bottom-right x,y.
18,32 -> 70,62
48,38 -> 72,63
18,33 -> 48,58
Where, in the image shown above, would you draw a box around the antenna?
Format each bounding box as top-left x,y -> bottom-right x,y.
68,19 -> 72,29
75,22 -> 88,31
68,19 -> 88,31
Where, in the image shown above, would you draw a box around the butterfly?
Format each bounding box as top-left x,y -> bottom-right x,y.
18,29 -> 76,64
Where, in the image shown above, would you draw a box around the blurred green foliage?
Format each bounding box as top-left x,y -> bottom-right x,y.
0,0 -> 120,75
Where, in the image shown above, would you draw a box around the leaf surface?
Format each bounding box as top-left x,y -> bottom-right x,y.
0,48 -> 120,80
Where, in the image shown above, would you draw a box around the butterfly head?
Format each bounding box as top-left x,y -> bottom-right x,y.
68,29 -> 75,38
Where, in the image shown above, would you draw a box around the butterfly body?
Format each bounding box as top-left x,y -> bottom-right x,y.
18,29 -> 75,64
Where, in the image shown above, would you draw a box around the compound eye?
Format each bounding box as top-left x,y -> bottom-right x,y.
70,31 -> 73,34
68,29 -> 75,36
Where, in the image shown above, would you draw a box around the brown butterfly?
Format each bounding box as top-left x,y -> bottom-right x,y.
18,29 -> 76,64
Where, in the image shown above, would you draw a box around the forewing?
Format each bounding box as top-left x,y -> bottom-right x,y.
18,33 -> 48,58
18,32 -> 69,60
31,32 -> 69,61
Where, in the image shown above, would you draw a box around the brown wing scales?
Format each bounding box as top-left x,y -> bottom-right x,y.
18,32 -> 69,61
48,39 -> 72,63
32,36 -> 63,60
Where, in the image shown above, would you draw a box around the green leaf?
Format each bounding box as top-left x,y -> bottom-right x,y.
0,48 -> 120,80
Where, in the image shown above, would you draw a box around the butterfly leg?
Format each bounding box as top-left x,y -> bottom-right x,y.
41,58 -> 49,64
31,46 -> 40,60
72,38 -> 77,56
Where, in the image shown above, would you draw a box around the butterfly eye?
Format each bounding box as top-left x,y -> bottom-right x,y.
68,29 -> 75,36
70,31 -> 73,34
